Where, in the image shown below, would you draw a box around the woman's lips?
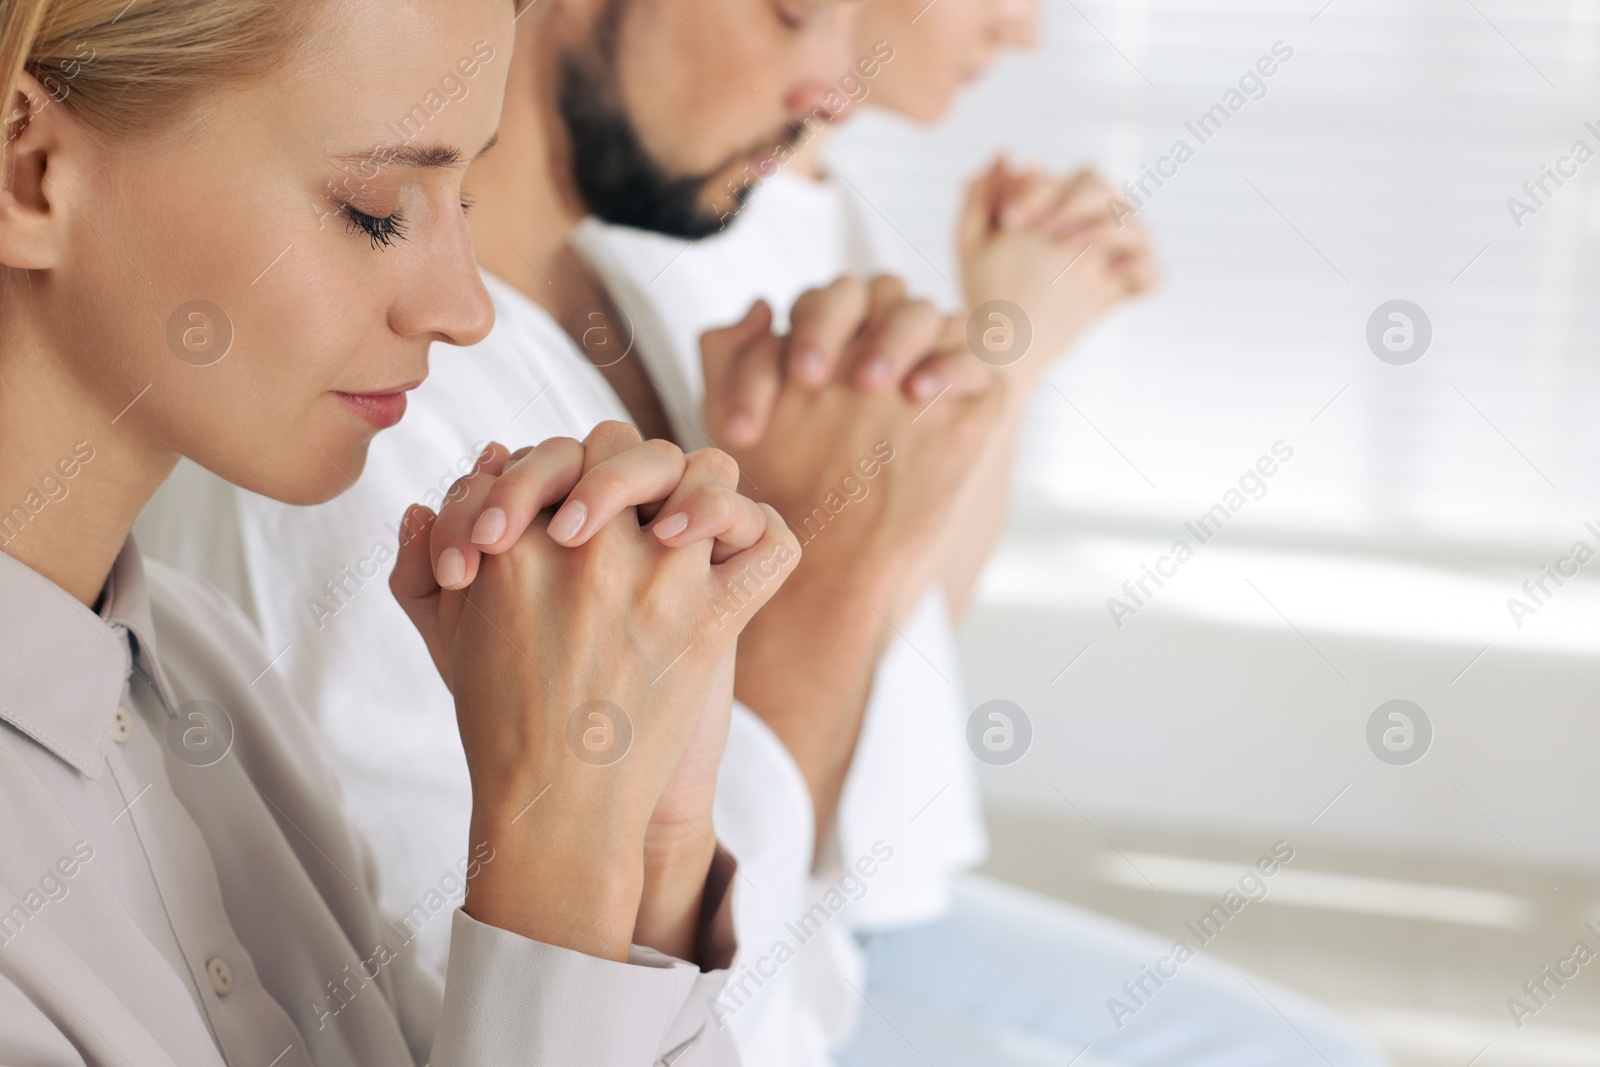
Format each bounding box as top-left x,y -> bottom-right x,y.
334,386 -> 416,429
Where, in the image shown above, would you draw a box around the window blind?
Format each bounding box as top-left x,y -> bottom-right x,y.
832,0 -> 1600,568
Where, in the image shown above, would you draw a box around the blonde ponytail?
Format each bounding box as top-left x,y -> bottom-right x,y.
2,0 -> 317,144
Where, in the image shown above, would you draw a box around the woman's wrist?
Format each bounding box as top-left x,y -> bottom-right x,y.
464,782 -> 652,962
636,824 -> 718,963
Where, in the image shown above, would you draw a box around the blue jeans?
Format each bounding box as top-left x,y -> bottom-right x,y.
833,876 -> 1389,1067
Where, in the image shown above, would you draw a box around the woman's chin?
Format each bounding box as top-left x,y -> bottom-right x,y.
243,444 -> 373,508
891,87 -> 955,125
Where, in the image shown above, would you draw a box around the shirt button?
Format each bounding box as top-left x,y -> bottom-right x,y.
110,707 -> 134,744
206,956 -> 233,996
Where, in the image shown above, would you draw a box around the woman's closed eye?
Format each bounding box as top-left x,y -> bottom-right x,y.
340,197 -> 475,250
341,203 -> 409,250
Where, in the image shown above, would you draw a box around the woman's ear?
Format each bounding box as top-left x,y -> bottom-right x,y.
0,72 -> 74,271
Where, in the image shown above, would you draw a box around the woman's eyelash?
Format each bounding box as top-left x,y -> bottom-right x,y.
341,204 -> 409,250
460,195 -> 477,215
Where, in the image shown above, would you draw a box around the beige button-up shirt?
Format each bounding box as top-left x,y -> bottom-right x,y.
0,540 -> 738,1066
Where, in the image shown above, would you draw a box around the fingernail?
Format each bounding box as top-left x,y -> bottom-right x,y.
398,509 -> 419,546
912,374 -> 940,401
862,358 -> 892,388
794,347 -> 826,383
436,547 -> 466,588
547,500 -> 588,543
471,507 -> 507,546
726,410 -> 755,440
653,511 -> 690,539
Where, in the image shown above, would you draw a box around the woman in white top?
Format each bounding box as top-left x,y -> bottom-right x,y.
0,1 -> 798,1064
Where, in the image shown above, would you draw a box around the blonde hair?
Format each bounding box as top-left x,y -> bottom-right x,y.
1,0 -> 317,143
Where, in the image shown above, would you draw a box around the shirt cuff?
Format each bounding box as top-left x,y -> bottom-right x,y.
429,850 -> 742,1067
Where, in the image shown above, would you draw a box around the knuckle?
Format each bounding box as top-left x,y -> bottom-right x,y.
587,420 -> 642,451
815,277 -> 866,322
538,435 -> 582,456
693,448 -> 740,489
868,274 -> 905,302
493,466 -> 543,509
578,552 -> 626,601
643,437 -> 685,467
481,531 -> 532,585
468,444 -> 505,479
830,274 -> 866,300
541,436 -> 585,471
486,539 -> 549,597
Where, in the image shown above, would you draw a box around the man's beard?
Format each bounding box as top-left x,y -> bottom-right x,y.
557,52 -> 798,239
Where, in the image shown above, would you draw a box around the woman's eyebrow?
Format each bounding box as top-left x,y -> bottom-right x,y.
334,133 -> 499,172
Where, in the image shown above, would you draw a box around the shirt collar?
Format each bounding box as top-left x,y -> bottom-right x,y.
0,538 -> 171,778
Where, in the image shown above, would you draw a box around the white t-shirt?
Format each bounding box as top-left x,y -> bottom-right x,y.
573,169 -> 989,935
136,271 -> 823,1067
